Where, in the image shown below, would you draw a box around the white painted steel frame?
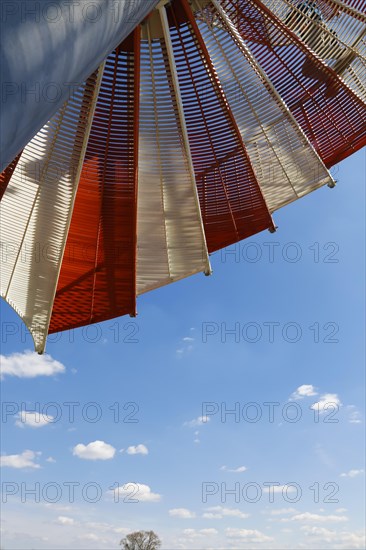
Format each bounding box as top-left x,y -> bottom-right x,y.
136,13 -> 211,296
0,67 -> 105,353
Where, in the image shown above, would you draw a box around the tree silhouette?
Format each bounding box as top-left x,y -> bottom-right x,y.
120,530 -> 161,550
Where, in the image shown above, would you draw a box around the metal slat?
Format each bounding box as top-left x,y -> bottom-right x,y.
136,15 -> 211,295
200,0 -> 334,212
222,0 -> 366,167
49,32 -> 140,334
0,70 -> 103,353
167,0 -> 274,252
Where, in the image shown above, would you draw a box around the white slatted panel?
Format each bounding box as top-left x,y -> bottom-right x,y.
137,21 -> 211,295
262,0 -> 366,102
199,0 -> 334,212
0,70 -> 103,353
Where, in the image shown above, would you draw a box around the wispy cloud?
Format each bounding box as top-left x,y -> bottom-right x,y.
0,450 -> 41,469
284,512 -> 348,523
268,507 -> 298,516
220,465 -> 247,473
300,525 -> 365,548
347,406 -> 362,424
203,506 -> 249,519
15,411 -> 54,429
184,415 -> 210,428
340,469 -> 364,478
225,528 -> 273,543
290,384 -> 318,400
176,331 -> 196,356
169,508 -> 196,519
182,528 -> 218,538
126,444 -> 149,455
86,523 -> 130,535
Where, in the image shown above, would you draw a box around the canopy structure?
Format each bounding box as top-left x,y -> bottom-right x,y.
1,0 -> 365,353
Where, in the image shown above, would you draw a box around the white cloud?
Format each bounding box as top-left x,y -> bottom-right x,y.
347,406 -> 362,424
0,450 -> 41,469
300,526 -> 365,549
340,469 -> 364,478
311,393 -> 342,413
15,411 -> 54,429
349,413 -> 362,424
84,522 -> 130,536
220,465 -> 247,473
287,512 -> 348,523
202,513 -> 217,519
176,334 -> 195,356
111,483 -> 161,502
0,351 -> 65,379
268,507 -> 297,516
126,444 -> 148,455
56,516 -> 75,526
169,508 -> 196,519
46,456 -> 56,463
203,506 -> 249,519
73,440 -> 116,460
290,384 -> 318,400
225,528 -> 273,543
184,415 -> 210,427
182,528 -> 217,538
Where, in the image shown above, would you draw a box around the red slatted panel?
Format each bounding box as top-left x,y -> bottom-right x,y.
0,152 -> 22,200
223,0 -> 366,167
49,28 -> 140,334
167,0 -> 273,253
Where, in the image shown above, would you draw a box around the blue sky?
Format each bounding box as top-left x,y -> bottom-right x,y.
0,149 -> 365,549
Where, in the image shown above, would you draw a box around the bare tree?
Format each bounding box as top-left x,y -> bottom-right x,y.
120,530 -> 161,550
